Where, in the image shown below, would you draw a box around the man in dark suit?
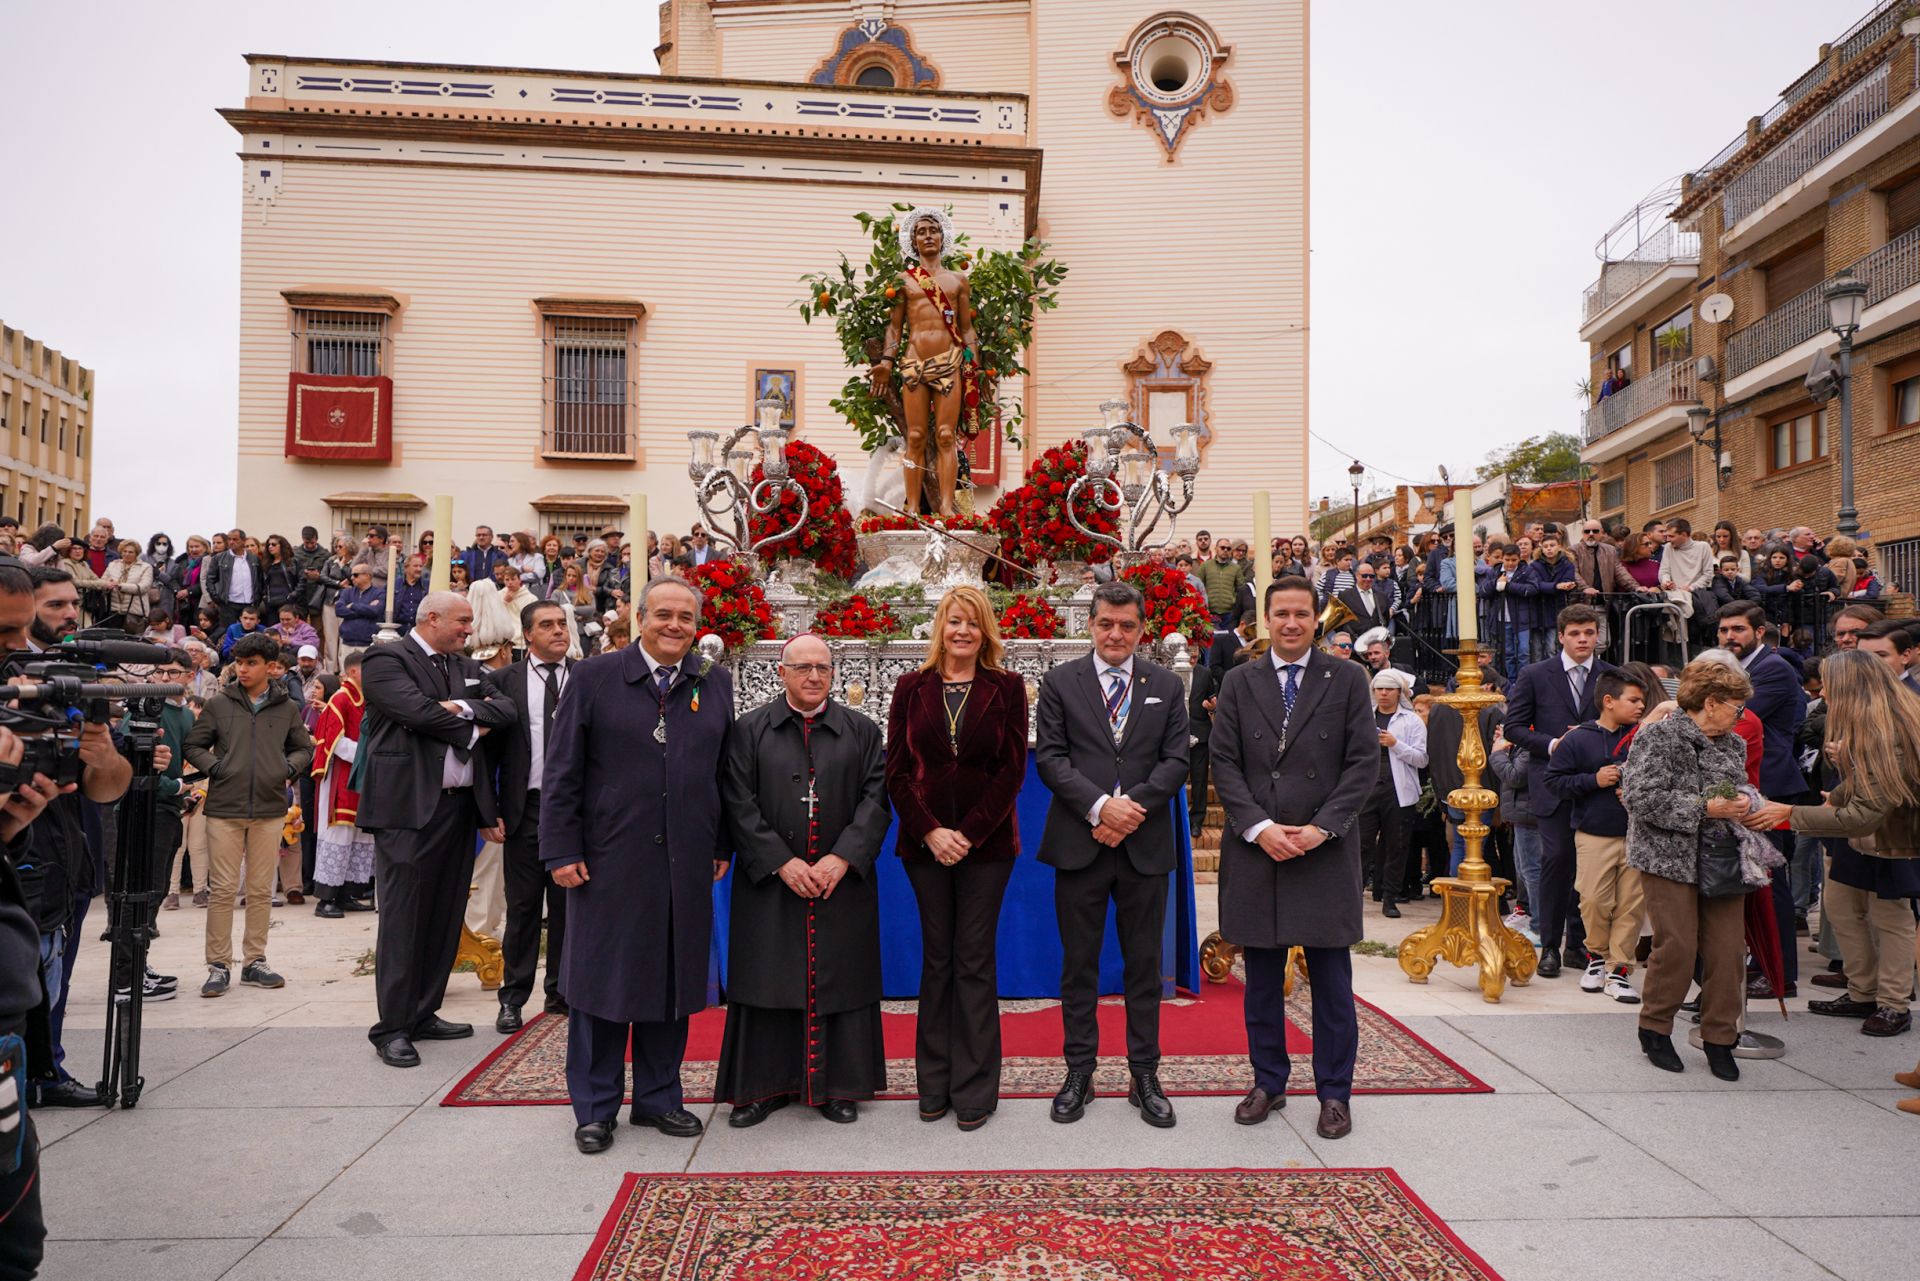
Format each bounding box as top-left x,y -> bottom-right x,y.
1187,659 -> 1221,840
1502,603 -> 1614,980
358,591 -> 517,1068
542,576 -> 734,1155
1716,601 -> 1808,995
1035,581 -> 1191,1129
1212,576 -> 1377,1140
483,598 -> 575,1033
202,526 -> 264,632
455,525 -> 509,586
1334,562 -> 1398,632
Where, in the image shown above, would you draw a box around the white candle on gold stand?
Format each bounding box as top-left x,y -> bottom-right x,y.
1453,490 -> 1477,644
1251,490 -> 1272,640
430,495 -> 453,590
628,491 -> 648,636
383,538 -> 398,625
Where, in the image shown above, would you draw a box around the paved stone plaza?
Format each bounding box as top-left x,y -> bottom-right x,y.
34,894 -> 1920,1281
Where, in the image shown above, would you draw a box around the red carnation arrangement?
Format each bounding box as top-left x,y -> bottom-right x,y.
685,561 -> 777,649
997,592 -> 1065,640
811,594 -> 903,640
749,439 -> 858,581
984,441 -> 1118,572
1119,561 -> 1212,651
856,512 -> 988,534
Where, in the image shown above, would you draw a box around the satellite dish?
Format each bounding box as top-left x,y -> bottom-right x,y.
1700,293 -> 1734,324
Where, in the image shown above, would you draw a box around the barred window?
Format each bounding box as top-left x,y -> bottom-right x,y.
1653,449 -> 1694,510
1879,536 -> 1920,595
292,309 -> 388,377
543,315 -> 635,459
1599,476 -> 1624,514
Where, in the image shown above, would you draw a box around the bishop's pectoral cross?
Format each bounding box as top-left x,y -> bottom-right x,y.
803,779 -> 820,826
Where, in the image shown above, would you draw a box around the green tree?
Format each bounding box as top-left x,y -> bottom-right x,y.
796,205 -> 1067,455
1477,432 -> 1583,484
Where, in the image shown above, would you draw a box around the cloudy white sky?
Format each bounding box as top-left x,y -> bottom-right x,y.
0,0 -> 1853,537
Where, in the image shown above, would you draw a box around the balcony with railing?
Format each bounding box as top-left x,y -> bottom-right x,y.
1725,224 -> 1920,378
1581,185 -> 1700,337
1581,360 -> 1697,447
1722,62 -> 1894,230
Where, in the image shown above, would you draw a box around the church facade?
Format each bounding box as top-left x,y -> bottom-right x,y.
223,0 -> 1305,548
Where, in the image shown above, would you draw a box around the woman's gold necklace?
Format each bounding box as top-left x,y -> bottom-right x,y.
943,680 -> 972,753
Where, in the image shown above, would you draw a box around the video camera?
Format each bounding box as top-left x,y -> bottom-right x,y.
0,629 -> 187,789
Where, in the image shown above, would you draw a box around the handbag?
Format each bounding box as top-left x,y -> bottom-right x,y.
1696,826 -> 1748,898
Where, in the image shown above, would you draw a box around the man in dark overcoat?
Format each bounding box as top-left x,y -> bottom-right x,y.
1211,576 -> 1377,1140
541,576 -> 733,1155
715,633 -> 892,1127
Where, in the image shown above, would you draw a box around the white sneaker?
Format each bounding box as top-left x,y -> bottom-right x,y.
1520,926 -> 1542,948
1580,955 -> 1607,992
1502,910 -> 1531,931
1605,966 -> 1641,1004
270,893 -> 286,907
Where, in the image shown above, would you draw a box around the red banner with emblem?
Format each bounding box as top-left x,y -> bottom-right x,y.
964,423 -> 1001,486
285,372 -> 393,462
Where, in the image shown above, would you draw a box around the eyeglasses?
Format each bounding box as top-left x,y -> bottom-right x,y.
1356,574 -> 1375,582
1332,641 -> 1353,651
781,663 -> 832,677
1582,528 -> 1602,536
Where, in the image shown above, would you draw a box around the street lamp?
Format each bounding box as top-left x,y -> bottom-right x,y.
1348,460 -> 1365,546
1824,267 -> 1868,538
1685,403 -> 1730,491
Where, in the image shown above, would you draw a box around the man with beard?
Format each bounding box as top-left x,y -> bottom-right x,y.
543,577 -> 734,1154
716,633 -> 891,1126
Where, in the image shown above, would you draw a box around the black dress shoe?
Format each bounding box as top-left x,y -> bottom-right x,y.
819,1099 -> 858,1124
954,1108 -> 992,1131
1315,1098 -> 1353,1139
1537,947 -> 1562,978
377,1036 -> 421,1069
495,1004 -> 524,1034
1382,901 -> 1402,919
574,1119 -> 617,1154
1702,1041 -> 1740,1082
918,1098 -> 950,1122
314,901 -> 344,919
542,996 -> 570,1016
413,1017 -> 474,1041
632,1107 -> 704,1138
342,897 -> 376,912
1127,1071 -> 1176,1129
34,1078 -> 102,1108
1808,997 -> 1876,1019
1050,1070 -> 1095,1124
1638,1027 -> 1683,1073
1233,1087 -> 1282,1126
727,1096 -> 790,1129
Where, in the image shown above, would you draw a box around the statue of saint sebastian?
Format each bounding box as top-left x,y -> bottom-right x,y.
871,208 -> 979,519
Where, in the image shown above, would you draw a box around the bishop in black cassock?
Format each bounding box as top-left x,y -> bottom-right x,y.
717,634 -> 892,1126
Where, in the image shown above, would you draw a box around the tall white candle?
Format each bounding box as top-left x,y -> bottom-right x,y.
430,495 -> 453,590
1453,490 -> 1477,644
628,491 -> 648,637
1251,490 -> 1272,640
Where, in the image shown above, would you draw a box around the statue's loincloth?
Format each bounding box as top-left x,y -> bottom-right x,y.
898,344 -> 964,396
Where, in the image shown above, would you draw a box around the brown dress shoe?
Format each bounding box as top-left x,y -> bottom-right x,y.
1894,1065 -> 1920,1090
1862,1007 -> 1912,1037
1233,1087 -> 1283,1126
1316,1098 -> 1352,1140
1809,973 -> 1848,990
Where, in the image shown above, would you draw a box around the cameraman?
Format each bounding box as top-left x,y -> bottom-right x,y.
120,650 -> 194,1000
16,565 -> 133,1108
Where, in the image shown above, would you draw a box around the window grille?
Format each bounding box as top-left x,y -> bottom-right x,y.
543,316 -> 635,458
292,309 -> 389,378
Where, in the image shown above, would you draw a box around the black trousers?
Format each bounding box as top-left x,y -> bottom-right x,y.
1054,845 -> 1166,1074
1244,945 -> 1357,1101
1358,785 -> 1408,905
1537,810 -> 1588,956
1188,739 -> 1211,836
566,1009 -> 688,1126
367,789 -> 477,1047
0,1117 -> 42,1281
297,776 -> 318,892
499,792 -> 566,1011
144,809 -> 185,933
903,857 -> 1014,1113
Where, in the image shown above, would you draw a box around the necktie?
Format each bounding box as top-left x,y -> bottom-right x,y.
436,654 -> 470,763
537,662 -> 559,743
657,664 -> 676,697
1281,663 -> 1300,716
1103,670 -> 1127,722
1569,663 -> 1586,708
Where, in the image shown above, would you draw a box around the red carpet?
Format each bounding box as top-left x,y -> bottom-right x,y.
573,1169 -> 1504,1280
444,979 -> 1490,1105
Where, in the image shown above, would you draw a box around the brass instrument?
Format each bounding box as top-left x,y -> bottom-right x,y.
1316,595 -> 1356,651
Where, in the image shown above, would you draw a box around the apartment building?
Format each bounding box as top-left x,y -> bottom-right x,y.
0,321 -> 93,534
1579,0 -> 1920,596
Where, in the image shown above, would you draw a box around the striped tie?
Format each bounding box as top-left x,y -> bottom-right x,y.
1104,670 -> 1128,726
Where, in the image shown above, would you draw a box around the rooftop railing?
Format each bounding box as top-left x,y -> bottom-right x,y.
1725,224 -> 1920,377
1722,62 -> 1892,227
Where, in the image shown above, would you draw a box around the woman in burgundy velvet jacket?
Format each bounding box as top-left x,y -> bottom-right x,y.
886,585 -> 1029,1131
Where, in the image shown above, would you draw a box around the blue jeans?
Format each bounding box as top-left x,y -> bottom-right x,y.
1789,832 -> 1823,914
1511,825 -> 1542,916
36,925 -> 68,1094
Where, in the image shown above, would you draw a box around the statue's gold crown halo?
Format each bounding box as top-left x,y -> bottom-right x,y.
898,207 -> 956,262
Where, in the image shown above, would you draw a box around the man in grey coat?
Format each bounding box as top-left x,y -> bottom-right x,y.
1211,576 -> 1377,1139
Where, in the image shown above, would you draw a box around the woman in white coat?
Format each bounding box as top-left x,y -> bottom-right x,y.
1361,668 -> 1428,918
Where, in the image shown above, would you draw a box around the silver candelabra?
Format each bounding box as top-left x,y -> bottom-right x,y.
1065,398 -> 1201,566
686,398 -> 809,569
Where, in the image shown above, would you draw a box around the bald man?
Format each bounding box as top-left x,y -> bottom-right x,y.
357,591 -> 518,1068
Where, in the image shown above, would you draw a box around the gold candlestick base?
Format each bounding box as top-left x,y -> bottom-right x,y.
1397,641 -> 1536,1003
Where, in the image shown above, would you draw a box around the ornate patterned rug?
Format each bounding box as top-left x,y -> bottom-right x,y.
445,979 -> 1489,1106
572,1169 -> 1504,1281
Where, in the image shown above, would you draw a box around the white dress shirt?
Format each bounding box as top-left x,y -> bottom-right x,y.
1086,655 -> 1136,827
412,631 -> 479,788
526,656 -> 567,792
1243,649 -> 1312,843
227,550 -> 253,604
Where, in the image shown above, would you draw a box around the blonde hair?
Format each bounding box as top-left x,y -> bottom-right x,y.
1676,658 -> 1752,712
920,585 -> 1005,673
1821,649 -> 1920,811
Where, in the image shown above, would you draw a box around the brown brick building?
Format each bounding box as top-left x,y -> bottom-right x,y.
1579,1 -> 1920,598
0,321 -> 93,532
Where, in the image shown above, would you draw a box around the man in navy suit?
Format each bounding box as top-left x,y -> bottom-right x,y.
1502,603 -> 1614,980
1717,601 -> 1808,995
